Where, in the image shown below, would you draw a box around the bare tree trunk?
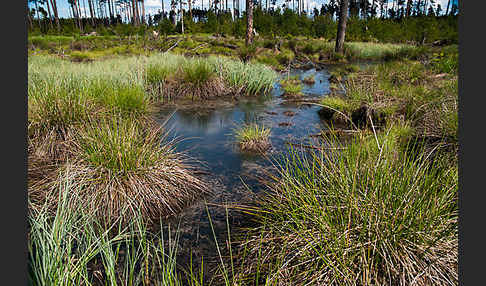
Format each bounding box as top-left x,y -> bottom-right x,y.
76,0 -> 84,32
49,0 -> 60,31
162,0 -> 165,18
136,0 -> 141,24
87,0 -> 95,26
107,0 -> 112,21
180,0 -> 184,33
27,6 -> 33,30
45,0 -> 53,29
405,0 -> 412,16
189,0 -> 192,20
142,0 -> 146,24
246,0 -> 253,45
171,0 -> 177,26
132,0 -> 139,25
445,0 -> 450,15
335,0 -> 349,53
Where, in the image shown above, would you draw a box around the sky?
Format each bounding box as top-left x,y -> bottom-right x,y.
33,0 -> 455,19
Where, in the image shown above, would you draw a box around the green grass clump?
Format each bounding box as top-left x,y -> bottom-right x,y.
234,123 -> 272,152
281,82 -> 302,95
275,48 -> 295,65
70,51 -> 95,62
238,132 -> 458,285
28,77 -> 96,134
320,96 -> 357,114
181,60 -> 216,86
28,171 -> 185,285
209,56 -> 277,95
48,116 -> 209,225
92,82 -> 148,115
280,76 -> 303,97
237,45 -> 257,62
302,74 -> 315,84
75,117 -> 169,173
145,64 -> 173,85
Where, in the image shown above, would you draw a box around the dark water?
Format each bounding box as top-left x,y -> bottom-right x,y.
155,67 -> 332,276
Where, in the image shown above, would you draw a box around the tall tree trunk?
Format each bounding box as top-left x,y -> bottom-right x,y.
27,6 -> 33,30
246,0 -> 253,45
335,0 -> 349,53
171,0 -> 176,26
142,0 -> 146,24
162,0 -> 165,18
180,0 -> 184,33
76,0 -> 84,32
405,0 -> 412,16
107,0 -> 113,21
189,0 -> 192,20
87,0 -> 94,26
132,0 -> 139,25
445,0 -> 450,15
45,0 -> 53,29
136,0 -> 141,24
49,0 -> 61,32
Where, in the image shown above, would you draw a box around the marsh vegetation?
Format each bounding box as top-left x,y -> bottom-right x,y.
28,4 -> 458,282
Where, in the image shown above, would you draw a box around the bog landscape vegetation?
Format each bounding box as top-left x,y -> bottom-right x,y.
28,0 -> 458,285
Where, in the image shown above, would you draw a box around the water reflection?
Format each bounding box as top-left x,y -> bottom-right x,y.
156,68 -> 332,271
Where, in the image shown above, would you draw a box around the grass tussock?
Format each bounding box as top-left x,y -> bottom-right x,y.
30,116 -> 209,226
302,74 -> 315,84
280,75 -> 303,97
234,123 -> 272,153
235,131 -> 457,285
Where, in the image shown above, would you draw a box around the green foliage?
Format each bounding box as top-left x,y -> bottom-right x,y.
234,123 -> 271,143
181,60 -> 216,86
429,45 -> 458,74
237,44 -> 257,62
28,172 -> 184,285
29,11 -> 457,44
145,64 -> 173,85
320,96 -> 357,114
76,117 -> 168,173
240,132 -> 458,284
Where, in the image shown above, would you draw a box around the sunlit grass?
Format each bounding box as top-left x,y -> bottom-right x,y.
237,131 -> 458,285
234,123 -> 272,152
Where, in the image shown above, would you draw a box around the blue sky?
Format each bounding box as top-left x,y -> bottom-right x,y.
32,0 -> 455,19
